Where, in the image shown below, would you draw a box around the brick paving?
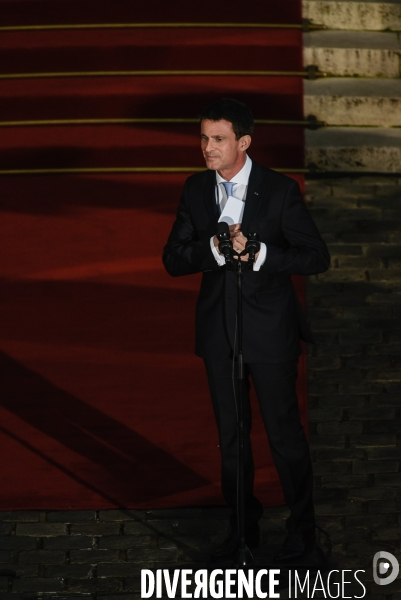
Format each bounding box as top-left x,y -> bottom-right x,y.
1,176 -> 400,599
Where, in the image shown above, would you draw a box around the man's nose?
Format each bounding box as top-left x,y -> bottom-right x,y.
204,139 -> 215,153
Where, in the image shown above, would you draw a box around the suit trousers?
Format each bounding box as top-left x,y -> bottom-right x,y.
204,358 -> 315,536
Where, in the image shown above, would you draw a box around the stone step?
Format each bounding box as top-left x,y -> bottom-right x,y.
304,31 -> 401,77
305,127 -> 401,171
304,78 -> 401,126
303,0 -> 401,32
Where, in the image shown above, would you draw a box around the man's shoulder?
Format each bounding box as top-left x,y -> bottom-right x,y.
182,169 -> 214,196
185,169 -> 213,184
252,162 -> 299,190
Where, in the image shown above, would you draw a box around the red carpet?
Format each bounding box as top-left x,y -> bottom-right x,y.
0,0 -> 307,509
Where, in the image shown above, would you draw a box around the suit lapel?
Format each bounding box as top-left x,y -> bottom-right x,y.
241,161 -> 266,234
203,169 -> 219,224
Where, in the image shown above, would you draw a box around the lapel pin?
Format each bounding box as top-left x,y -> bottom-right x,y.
254,192 -> 259,195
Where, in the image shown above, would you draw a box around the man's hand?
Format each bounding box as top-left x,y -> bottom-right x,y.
213,224 -> 241,255
214,224 -> 259,262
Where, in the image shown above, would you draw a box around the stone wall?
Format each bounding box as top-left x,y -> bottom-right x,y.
305,175 -> 401,595
303,5 -> 400,593
303,0 -> 401,173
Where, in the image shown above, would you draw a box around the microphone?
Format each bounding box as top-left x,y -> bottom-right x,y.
246,223 -> 260,266
216,222 -> 234,271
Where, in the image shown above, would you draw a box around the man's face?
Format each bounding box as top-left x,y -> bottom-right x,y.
200,119 -> 250,175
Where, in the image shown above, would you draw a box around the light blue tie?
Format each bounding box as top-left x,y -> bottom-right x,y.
222,181 -> 235,198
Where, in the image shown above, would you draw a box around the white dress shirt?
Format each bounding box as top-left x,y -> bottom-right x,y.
210,155 -> 267,271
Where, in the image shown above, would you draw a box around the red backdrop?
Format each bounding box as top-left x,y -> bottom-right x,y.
0,0 -> 306,509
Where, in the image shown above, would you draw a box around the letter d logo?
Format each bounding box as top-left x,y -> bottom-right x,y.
373,551 -> 399,586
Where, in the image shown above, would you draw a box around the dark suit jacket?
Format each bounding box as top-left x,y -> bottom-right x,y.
163,161 -> 330,363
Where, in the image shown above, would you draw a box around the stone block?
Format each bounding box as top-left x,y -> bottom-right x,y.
367,244 -> 401,258
372,527 -> 401,541
18,550 -> 65,565
339,258 -> 383,269
348,407 -> 396,420
318,395 -> 366,408
363,323 -> 401,335
375,473 -> 401,486
314,368 -> 362,382
327,244 -> 363,255
339,382 -> 384,395
46,511 -> 97,523
345,514 -> 396,528
317,422 -> 363,435
0,512 -> 39,523
311,318 -> 355,331
0,537 -> 36,550
124,521 -> 162,536
320,474 -> 370,488
369,500 -> 401,514
0,524 -> 12,536
353,460 -> 399,474
346,540 -> 398,557
16,523 -> 66,537
12,577 -> 64,592
126,548 -> 178,563
69,523 -> 120,537
309,435 -> 345,449
97,562 -> 140,577
339,330 -> 383,344
313,460 -> 352,475
99,509 -> 146,521
43,536 -> 93,550
304,31 -> 400,77
66,578 -> 120,593
308,332 -> 338,345
351,435 -> 396,448
342,233 -> 389,243
309,381 -> 340,395
367,448 -> 401,461
315,500 -> 358,515
363,420 -> 401,435
308,407 -> 343,422
368,293 -> 401,305
44,563 -> 93,578
69,549 -> 120,564
304,79 -> 401,126
370,393 -> 401,407
306,128 -> 401,172
97,536 -> 154,550
315,345 -> 364,357
303,0 -> 401,31
369,269 -> 401,282
316,448 -> 365,461
347,486 -> 399,502
146,508 -> 203,519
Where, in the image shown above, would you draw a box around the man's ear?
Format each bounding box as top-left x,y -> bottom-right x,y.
240,135 -> 251,151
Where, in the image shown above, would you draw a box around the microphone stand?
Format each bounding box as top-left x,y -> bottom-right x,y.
217,223 -> 259,569
233,246 -> 256,568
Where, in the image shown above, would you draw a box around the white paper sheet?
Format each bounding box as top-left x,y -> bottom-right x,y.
218,195 -> 245,226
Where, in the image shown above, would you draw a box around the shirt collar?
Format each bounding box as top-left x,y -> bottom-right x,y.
215,154 -> 252,186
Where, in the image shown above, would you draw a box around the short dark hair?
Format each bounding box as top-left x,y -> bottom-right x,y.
199,98 -> 254,140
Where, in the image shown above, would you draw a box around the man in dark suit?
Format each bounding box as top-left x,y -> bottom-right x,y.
163,98 -> 330,562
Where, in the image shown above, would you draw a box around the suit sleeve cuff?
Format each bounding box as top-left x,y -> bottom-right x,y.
210,236 -> 226,266
253,243 -> 266,271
